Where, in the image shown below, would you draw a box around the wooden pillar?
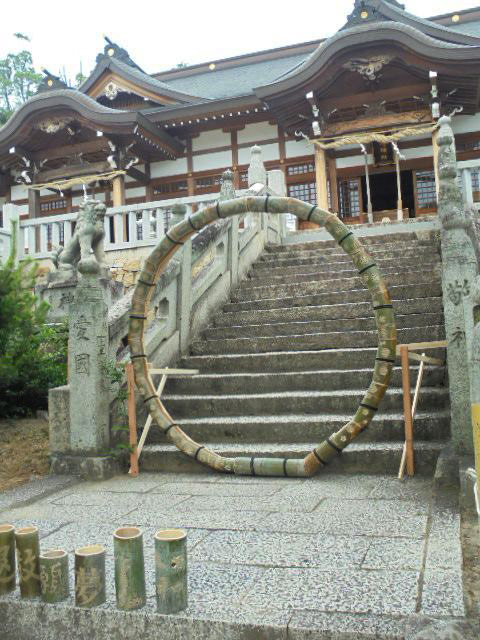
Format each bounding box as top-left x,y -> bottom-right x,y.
278,125 -> 287,180
186,138 -> 195,197
112,175 -> 126,207
395,151 -> 404,221
432,128 -> 440,201
28,188 -> 40,218
299,145 -> 328,230
327,154 -> 339,213
231,130 -> 240,190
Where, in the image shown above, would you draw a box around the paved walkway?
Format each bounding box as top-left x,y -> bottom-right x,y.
0,471 -> 468,639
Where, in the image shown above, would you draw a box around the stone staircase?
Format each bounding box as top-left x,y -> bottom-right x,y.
141,230 -> 449,475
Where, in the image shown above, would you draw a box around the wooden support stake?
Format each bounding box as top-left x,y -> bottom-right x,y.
126,363 -> 139,477
400,345 -> 415,477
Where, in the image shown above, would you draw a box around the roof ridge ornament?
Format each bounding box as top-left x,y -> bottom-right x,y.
97,36 -> 144,73
36,69 -> 70,94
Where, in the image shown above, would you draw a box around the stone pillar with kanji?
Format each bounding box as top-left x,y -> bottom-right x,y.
437,116 -> 479,455
49,199 -> 117,480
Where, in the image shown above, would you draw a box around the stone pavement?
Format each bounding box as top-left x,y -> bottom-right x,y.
0,471 -> 471,639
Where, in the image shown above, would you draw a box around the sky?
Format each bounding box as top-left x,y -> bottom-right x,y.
0,0 -> 478,82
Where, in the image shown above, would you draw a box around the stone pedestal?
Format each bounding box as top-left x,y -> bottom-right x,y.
50,274 -> 117,480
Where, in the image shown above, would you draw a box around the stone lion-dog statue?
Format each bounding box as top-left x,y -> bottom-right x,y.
51,199 -> 108,278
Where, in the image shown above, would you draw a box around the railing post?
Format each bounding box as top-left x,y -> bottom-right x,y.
438,116 -> 479,455
461,168 -> 474,206
228,217 -> 239,289
170,204 -> 192,355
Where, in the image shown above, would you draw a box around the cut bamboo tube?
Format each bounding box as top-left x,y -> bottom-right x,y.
154,529 -> 188,614
400,345 -> 415,477
113,527 -> 146,611
15,526 -> 41,598
39,549 -> 69,603
75,544 -> 106,608
126,363 -> 139,477
0,524 -> 16,595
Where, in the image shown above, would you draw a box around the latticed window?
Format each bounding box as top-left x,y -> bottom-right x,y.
287,182 -> 317,205
338,179 -> 361,217
287,162 -> 314,176
153,180 -> 188,196
415,171 -> 437,210
471,168 -> 480,202
195,175 -> 222,189
41,199 -> 67,213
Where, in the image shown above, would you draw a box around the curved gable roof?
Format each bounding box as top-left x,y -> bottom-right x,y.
255,21 -> 480,99
80,57 -> 204,105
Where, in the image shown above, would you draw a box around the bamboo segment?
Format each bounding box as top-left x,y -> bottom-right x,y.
401,345 -> 415,477
15,526 -> 41,598
128,196 -> 397,477
75,544 -> 106,608
0,524 -> 16,595
39,549 -> 69,603
113,527 -> 146,611
154,529 -> 188,614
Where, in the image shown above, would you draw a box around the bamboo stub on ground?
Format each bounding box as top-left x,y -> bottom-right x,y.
0,524 -> 16,595
154,529 -> 188,614
75,544 -> 106,608
39,549 -> 69,604
113,527 -> 146,611
15,526 -> 41,598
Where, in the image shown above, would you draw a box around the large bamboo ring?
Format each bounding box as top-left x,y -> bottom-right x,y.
128,197 -> 397,478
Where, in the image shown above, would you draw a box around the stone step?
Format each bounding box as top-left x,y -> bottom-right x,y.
162,387 -> 448,418
214,298 -> 444,327
165,366 -> 446,395
264,233 -> 433,252
182,347 -> 446,374
233,271 -> 441,302
204,312 -> 444,340
224,282 -> 443,312
251,255 -> 439,277
190,325 -> 445,355
247,261 -> 440,285
257,246 -> 439,265
140,441 -> 445,476
145,411 -> 450,444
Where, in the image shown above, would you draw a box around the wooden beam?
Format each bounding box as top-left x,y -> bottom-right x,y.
126,165 -> 149,185
31,139 -> 109,163
315,146 -> 329,209
35,161 -> 111,183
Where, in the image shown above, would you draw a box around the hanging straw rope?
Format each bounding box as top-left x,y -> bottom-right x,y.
29,169 -> 126,192
311,123 -> 438,150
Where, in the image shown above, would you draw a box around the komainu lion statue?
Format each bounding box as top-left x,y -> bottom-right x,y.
51,199 -> 107,278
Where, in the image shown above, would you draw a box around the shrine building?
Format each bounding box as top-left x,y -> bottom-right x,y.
2,0 -> 480,232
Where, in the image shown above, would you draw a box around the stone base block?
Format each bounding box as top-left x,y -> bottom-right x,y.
50,454 -> 121,481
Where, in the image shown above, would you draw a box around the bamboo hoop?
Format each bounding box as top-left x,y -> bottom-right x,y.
128,196 -> 397,477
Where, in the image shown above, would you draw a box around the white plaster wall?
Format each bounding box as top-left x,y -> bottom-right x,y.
193,150 -> 232,172
150,158 -> 188,178
402,145 -> 433,160
238,121 -> 277,144
336,155 -> 365,169
452,114 -> 480,135
238,143 -> 278,165
11,184 -> 27,201
285,139 -> 314,158
192,129 -> 230,152
126,186 -> 147,200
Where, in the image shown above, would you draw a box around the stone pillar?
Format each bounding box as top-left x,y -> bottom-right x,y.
221,171 -> 240,288
247,145 -> 267,187
50,274 -> 115,479
438,115 -> 478,455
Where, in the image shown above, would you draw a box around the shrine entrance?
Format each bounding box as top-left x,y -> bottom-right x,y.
361,169 -> 415,219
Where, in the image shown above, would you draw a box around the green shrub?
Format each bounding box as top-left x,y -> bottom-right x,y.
0,222 -> 67,417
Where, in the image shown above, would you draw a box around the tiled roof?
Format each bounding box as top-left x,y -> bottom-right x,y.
161,53 -> 308,100
449,19 -> 480,38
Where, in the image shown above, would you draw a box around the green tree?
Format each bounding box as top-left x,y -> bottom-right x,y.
0,34 -> 42,125
0,223 -> 67,417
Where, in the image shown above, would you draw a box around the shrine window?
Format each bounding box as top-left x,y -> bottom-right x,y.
40,198 -> 68,214
338,178 -> 361,218
195,174 -> 222,191
287,181 -> 317,205
287,162 -> 315,176
471,168 -> 480,202
414,170 -> 437,212
153,180 -> 188,198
